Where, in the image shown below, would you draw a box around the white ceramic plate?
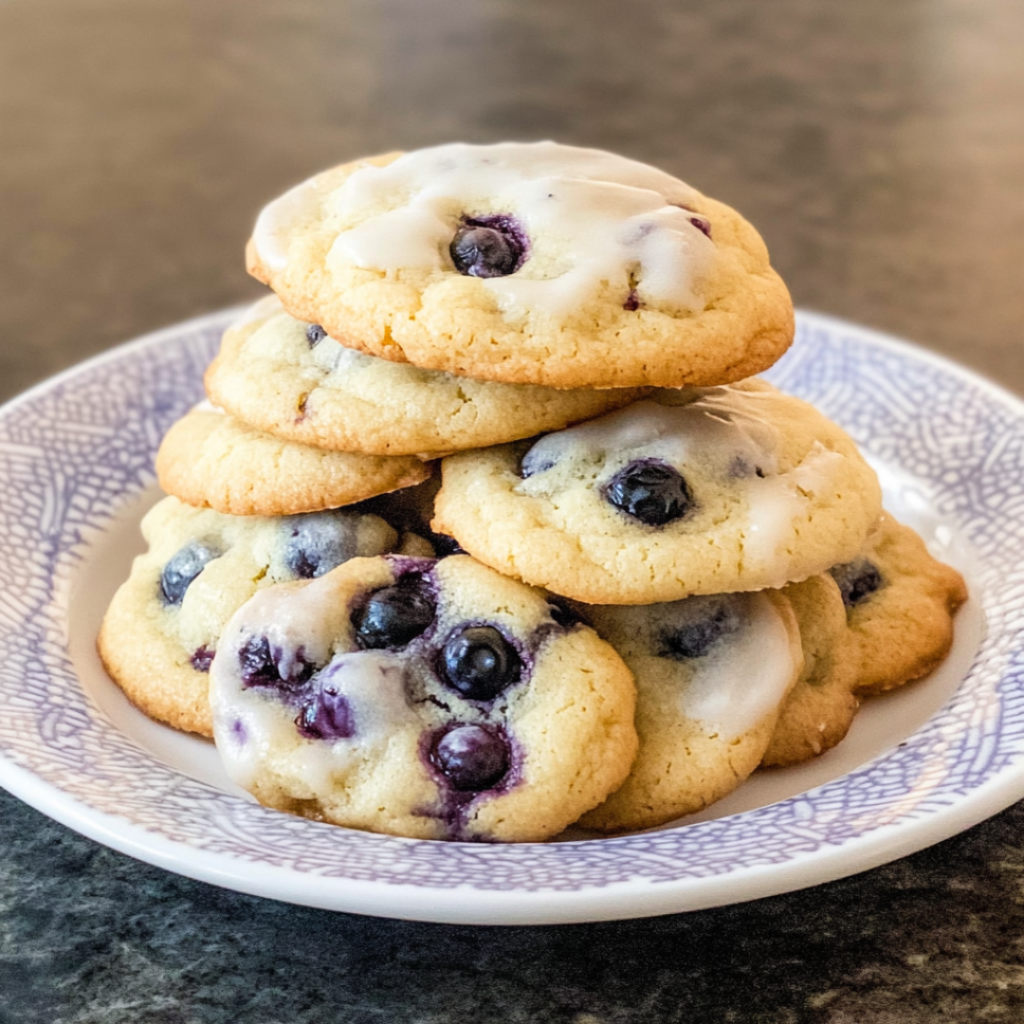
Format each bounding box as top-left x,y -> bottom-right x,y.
0,308 -> 1017,925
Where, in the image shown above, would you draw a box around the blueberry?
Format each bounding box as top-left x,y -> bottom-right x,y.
604,459 -> 694,526
689,216 -> 712,239
660,604 -> 740,660
440,625 -> 521,701
283,513 -> 358,579
430,724 -> 510,791
830,560 -> 884,608
352,580 -> 436,650
190,646 -> 215,672
160,541 -> 220,605
237,635 -> 314,689
306,324 -> 327,347
238,635 -> 279,687
296,683 -> 354,740
450,215 -> 527,278
623,289 -> 640,311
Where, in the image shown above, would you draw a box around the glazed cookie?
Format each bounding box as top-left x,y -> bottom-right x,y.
245,142 -> 794,389
433,380 -> 883,604
155,401 -> 431,516
98,496 -> 431,737
828,512 -> 968,695
205,296 -> 646,457
760,573 -> 861,768
210,554 -> 638,842
575,589 -> 802,832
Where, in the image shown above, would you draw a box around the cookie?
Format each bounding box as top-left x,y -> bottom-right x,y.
155,401 -> 431,516
574,589 -> 802,832
98,496 -> 431,737
762,513 -> 968,767
204,296 -> 645,457
245,142 -> 794,389
209,554 -> 639,842
760,573 -> 861,767
432,380 -> 883,604
829,511 -> 968,695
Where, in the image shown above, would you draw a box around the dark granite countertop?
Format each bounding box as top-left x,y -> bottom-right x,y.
2,1 -> 1024,1020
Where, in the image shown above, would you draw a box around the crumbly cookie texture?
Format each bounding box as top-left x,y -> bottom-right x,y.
830,511 -> 968,695
432,379 -> 883,604
98,496 -> 430,737
762,512 -> 968,767
760,573 -> 861,768
155,402 -> 431,516
210,554 -> 638,842
245,142 -> 794,389
204,296 -> 646,457
575,589 -> 802,832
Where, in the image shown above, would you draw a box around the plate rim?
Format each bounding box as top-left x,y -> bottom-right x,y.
0,305 -> 1021,926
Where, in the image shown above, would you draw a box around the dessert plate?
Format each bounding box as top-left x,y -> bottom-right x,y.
0,309 -> 1016,925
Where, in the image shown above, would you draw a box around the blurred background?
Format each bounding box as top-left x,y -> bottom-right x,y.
2,0 -> 1022,404
3,2 -> 1024,1022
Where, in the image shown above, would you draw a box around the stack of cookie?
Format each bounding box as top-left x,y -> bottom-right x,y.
100,142 -> 967,842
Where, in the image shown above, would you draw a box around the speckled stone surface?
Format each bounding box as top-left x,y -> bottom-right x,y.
2,0 -> 1024,1019
5,790 -> 1024,1023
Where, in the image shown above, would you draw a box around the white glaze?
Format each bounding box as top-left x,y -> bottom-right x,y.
677,594 -> 796,735
211,580 -> 418,791
590,592 -> 798,739
252,178 -> 324,272
254,142 -> 716,318
520,387 -> 834,574
521,389 -> 781,480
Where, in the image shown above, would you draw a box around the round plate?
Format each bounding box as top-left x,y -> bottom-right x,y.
0,309 -> 1016,925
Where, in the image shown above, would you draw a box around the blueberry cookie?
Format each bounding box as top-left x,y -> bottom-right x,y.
575,589 -> 802,832
433,380 -> 883,604
760,573 -> 861,767
245,142 -> 794,389
762,513 -> 968,767
828,511 -> 968,695
205,296 -> 646,457
209,554 -> 638,842
98,496 -> 431,737
155,401 -> 431,516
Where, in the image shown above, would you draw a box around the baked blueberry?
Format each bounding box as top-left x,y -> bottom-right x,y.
604,459 -> 694,526
306,323 -> 327,347
430,724 -> 510,791
237,634 -> 314,689
450,215 -> 527,278
296,681 -> 355,740
159,541 -> 220,605
352,580 -> 436,650
283,514 -> 359,579
190,645 -> 215,672
830,559 -> 884,609
689,215 -> 712,239
440,625 -> 521,700
660,603 -> 740,660
208,553 -> 639,841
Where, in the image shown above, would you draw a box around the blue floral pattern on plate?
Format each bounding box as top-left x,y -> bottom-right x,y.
0,309 -> 1021,924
